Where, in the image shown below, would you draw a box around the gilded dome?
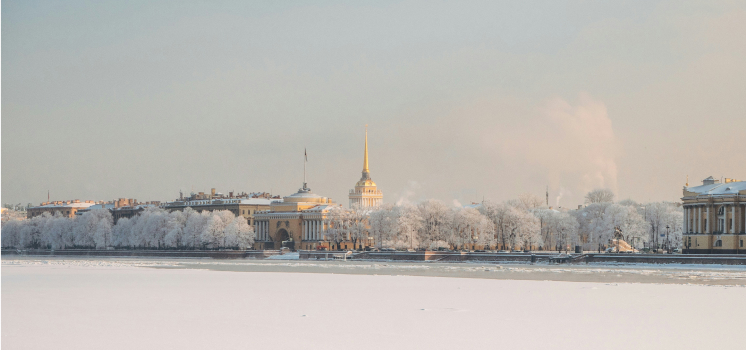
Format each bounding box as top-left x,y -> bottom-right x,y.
356,179 -> 377,187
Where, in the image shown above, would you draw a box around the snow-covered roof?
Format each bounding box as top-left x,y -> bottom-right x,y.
302,204 -> 340,212
31,202 -> 96,209
686,181 -> 746,195
163,198 -> 277,207
286,191 -> 323,199
84,203 -> 115,210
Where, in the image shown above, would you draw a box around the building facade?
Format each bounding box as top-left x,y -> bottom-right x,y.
253,183 -> 339,250
349,127 -> 383,208
682,176 -> 746,254
161,189 -> 276,226
27,200 -> 97,219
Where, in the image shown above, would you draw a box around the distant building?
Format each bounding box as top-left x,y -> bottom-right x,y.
27,200 -> 96,219
254,183 -> 339,250
682,176 -> 746,254
161,189 -> 277,226
75,198 -> 161,223
349,127 -> 383,208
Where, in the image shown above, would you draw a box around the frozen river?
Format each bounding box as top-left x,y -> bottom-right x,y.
3,257 -> 746,349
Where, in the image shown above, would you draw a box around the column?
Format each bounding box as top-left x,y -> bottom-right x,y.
686,207 -> 694,232
705,206 -> 710,233
312,220 -> 316,241
732,205 -> 736,234
697,207 -> 701,233
684,207 -> 688,233
686,207 -> 691,233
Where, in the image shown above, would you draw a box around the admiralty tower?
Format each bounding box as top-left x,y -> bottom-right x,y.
349,126 -> 383,208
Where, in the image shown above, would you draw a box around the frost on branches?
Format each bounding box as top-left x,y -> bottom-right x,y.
1,189 -> 683,252
1,207 -> 254,250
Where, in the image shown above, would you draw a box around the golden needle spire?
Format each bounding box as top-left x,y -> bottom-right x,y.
363,125 -> 369,173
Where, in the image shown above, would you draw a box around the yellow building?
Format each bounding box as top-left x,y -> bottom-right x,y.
349,126 -> 383,208
253,183 -> 340,250
682,176 -> 746,254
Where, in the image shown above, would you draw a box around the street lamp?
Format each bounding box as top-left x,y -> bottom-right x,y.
665,225 -> 670,253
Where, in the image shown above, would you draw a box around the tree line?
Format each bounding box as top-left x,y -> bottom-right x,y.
2,189 -> 683,251
1,207 -> 254,250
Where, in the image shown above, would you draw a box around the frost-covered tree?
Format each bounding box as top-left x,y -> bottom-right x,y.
574,202 -> 613,251
72,209 -> 112,248
393,204 -> 423,249
348,205 -> 371,250
1,220 -> 24,248
223,215 -> 255,249
452,207 -> 493,250
201,210 -> 235,249
585,188 -> 615,204
112,217 -> 133,248
164,210 -> 187,249
184,210 -> 211,249
417,200 -> 454,249
368,204 -> 396,249
325,206 -> 351,250
512,209 -> 541,251
480,201 -> 513,250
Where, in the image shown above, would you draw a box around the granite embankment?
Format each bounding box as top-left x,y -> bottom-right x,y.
3,249 -> 746,265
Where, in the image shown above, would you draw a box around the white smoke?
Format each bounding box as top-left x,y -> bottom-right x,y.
555,186 -> 571,208
395,180 -> 422,206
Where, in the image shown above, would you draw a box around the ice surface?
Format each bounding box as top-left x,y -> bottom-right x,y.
2,259 -> 745,350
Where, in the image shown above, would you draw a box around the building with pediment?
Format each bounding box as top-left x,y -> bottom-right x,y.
682,176 -> 746,254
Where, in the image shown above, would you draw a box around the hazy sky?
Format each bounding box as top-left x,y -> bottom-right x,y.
3,0 -> 745,208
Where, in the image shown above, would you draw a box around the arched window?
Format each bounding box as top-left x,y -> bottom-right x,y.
714,240 -> 723,247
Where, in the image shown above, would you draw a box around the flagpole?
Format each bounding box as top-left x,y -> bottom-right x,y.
304,148 -> 307,189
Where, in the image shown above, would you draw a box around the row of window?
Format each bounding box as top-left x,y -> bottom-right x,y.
712,240 -> 743,247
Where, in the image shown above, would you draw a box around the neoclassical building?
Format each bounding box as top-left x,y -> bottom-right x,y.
253,182 -> 339,250
682,176 -> 746,254
349,127 -> 383,208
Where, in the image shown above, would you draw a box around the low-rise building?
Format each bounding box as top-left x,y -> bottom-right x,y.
682,176 -> 746,254
27,200 -> 96,219
161,189 -> 277,226
76,198 -> 161,223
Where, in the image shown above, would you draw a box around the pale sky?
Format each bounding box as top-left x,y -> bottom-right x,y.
2,0 -> 745,208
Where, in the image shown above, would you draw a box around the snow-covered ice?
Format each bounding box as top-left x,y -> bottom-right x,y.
3,258 -> 745,349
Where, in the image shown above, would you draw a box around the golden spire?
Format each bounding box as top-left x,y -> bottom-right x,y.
363,125 -> 369,173
686,175 -> 689,187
